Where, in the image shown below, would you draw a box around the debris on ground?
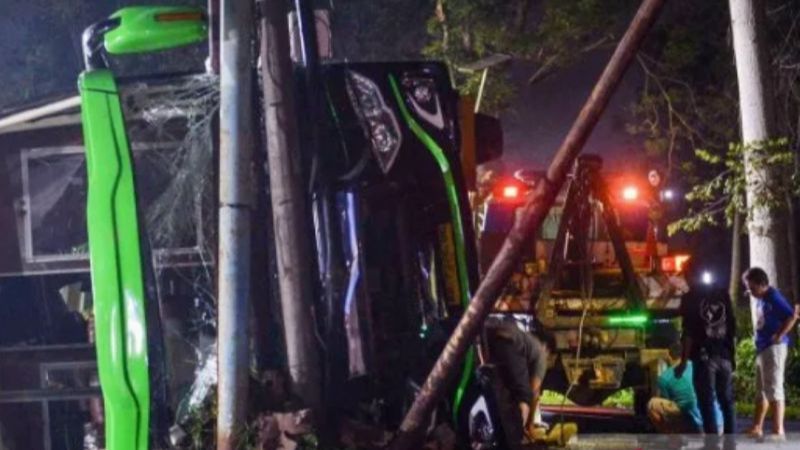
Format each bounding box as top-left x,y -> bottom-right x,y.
527,422 -> 578,447
422,424 -> 457,450
339,418 -> 393,449
253,409 -> 315,450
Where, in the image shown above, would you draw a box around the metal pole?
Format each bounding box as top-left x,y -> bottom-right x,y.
293,0 -> 320,72
208,0 -> 220,74
217,0 -> 253,447
474,68 -> 489,113
260,0 -> 322,409
388,1 -> 667,448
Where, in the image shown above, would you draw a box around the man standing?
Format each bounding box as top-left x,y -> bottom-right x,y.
743,267 -> 798,438
676,262 -> 737,435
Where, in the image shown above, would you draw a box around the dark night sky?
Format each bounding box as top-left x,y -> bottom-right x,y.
501,51 -> 645,172
0,1 -> 645,173
0,1 -> 648,179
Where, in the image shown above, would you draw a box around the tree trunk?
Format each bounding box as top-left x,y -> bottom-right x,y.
788,194 -> 800,303
729,212 -> 752,334
729,0 -> 793,329
514,0 -> 533,34
260,0 -> 322,410
729,212 -> 743,302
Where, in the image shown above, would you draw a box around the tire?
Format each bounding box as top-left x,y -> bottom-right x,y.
456,365 -> 523,450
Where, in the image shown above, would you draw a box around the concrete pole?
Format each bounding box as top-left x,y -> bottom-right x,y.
389,0 -> 667,447
729,0 -> 792,323
217,0 -> 254,448
260,0 -> 321,409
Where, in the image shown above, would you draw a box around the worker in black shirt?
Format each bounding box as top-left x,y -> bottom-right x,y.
676,260 -> 736,435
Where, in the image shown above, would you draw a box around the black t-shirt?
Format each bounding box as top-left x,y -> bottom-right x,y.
680,286 -> 736,363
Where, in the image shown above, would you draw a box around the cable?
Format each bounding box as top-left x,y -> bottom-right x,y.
556,282 -> 590,437
554,178 -> 595,439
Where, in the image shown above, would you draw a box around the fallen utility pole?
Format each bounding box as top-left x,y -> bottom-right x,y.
217,0 -> 254,448
260,0 -> 322,409
389,0 -> 667,448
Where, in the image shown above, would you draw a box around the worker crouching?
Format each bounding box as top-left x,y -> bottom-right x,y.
485,319 -> 571,445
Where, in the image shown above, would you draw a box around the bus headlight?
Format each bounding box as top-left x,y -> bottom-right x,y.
346,70 -> 402,173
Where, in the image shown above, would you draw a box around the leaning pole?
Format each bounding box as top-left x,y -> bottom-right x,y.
389,0 -> 668,447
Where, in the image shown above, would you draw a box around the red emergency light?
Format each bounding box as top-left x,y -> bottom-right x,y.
493,179 -> 526,203
661,254 -> 690,273
502,185 -> 520,199
622,186 -> 639,201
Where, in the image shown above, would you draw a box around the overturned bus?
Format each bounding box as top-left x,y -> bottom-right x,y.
0,5 -> 514,449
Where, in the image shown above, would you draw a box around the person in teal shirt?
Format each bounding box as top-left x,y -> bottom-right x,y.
648,343 -> 723,433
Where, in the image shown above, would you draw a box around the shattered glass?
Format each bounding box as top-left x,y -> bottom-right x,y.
121,74 -> 218,260
118,74 -> 220,448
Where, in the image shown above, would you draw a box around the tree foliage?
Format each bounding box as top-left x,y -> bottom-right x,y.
422,0 -> 636,112
657,0 -> 800,235
668,138 -> 798,235
420,0 -> 800,237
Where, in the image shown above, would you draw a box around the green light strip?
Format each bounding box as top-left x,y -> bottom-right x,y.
388,74 -> 474,425
388,75 -> 471,306
607,313 -> 649,326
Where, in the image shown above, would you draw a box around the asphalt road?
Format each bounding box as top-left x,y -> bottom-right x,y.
533,406 -> 800,449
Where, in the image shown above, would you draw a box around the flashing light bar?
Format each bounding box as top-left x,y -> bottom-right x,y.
607,313 -> 649,327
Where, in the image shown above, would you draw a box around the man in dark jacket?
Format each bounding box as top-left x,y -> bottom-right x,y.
676,261 -> 736,435
484,316 -> 558,445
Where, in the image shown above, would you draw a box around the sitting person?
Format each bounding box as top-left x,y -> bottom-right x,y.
648,343 -> 722,433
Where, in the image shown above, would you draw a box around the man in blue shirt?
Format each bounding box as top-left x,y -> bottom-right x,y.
648,343 -> 722,433
743,267 -> 798,438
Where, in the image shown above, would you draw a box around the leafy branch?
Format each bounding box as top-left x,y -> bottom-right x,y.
668,138 -> 797,235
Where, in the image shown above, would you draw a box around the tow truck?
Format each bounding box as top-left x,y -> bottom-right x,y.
476,155 -> 688,417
